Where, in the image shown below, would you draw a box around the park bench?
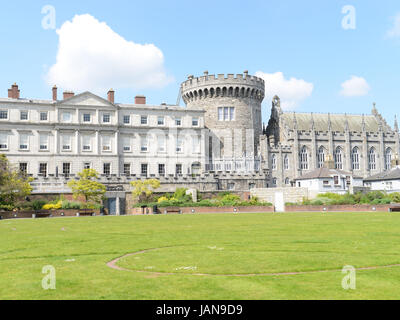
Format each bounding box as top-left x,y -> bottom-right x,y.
389,205 -> 400,212
163,207 -> 182,214
78,209 -> 95,217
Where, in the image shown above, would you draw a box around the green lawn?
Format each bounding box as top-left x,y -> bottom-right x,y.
1,212 -> 400,300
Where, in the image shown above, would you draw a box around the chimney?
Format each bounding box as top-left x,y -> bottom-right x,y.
8,83 -> 20,99
107,89 -> 115,104
52,85 -> 58,101
135,95 -> 146,105
63,91 -> 75,100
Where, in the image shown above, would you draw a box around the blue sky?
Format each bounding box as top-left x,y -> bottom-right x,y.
1,0 -> 400,126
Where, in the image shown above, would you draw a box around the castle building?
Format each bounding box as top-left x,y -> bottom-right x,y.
263,96 -> 400,188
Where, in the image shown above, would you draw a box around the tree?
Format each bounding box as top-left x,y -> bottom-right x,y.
0,154 -> 33,207
131,179 -> 160,203
67,169 -> 106,207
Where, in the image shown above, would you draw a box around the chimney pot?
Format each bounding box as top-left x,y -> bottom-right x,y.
52,85 -> 58,101
63,91 -> 75,100
135,95 -> 146,105
107,89 -> 115,104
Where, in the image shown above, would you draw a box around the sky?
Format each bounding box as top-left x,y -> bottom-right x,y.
1,0 -> 400,126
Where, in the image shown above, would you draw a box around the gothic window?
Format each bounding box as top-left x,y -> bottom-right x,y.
352,147 -> 360,170
385,148 -> 392,170
271,154 -> 277,170
284,154 -> 289,170
317,146 -> 325,168
300,146 -> 309,170
335,147 -> 343,170
369,147 -> 376,170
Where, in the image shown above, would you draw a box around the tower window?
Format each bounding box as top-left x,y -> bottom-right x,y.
218,107 -> 235,121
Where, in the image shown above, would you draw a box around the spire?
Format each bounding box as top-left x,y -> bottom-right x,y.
395,115 -> 399,132
311,112 -> 315,130
362,114 -> 366,132
328,113 -> 332,131
372,102 -> 378,116
344,113 -> 349,132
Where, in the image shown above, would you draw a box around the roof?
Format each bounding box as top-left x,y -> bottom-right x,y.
280,112 -> 391,132
364,167 -> 400,182
295,167 -> 362,180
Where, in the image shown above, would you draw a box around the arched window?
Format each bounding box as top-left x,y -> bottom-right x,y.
285,177 -> 290,185
385,148 -> 392,170
284,154 -> 289,170
272,178 -> 277,185
335,147 -> 343,170
352,147 -> 360,170
317,146 -> 325,168
300,146 -> 309,170
369,147 -> 376,170
271,154 -> 277,170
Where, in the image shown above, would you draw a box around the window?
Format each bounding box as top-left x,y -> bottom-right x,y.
123,115 -> 130,124
141,163 -> 148,176
19,134 -> 29,150
218,107 -> 235,121
334,176 -> 339,185
318,146 -> 325,168
158,164 -> 165,176
176,164 -> 182,175
369,147 -> 376,170
192,117 -> 199,126
271,154 -> 277,170
157,135 -> 166,152
175,118 -> 181,126
82,136 -> 91,151
19,163 -> 27,174
335,147 -> 343,170
141,136 -> 148,152
0,134 -> 8,150
140,115 -> 148,125
284,154 -> 289,170
249,183 -> 256,189
39,135 -> 48,151
0,110 -> 8,119
103,163 -> 111,175
83,163 -> 91,170
385,148 -> 392,171
227,182 -> 235,190
103,113 -> 110,123
62,112 -> 71,122
192,135 -> 200,153
176,138 -> 183,153
20,111 -> 28,120
39,163 -> 47,177
83,113 -> 91,123
123,137 -> 131,152
285,178 -> 290,185
102,136 -> 111,151
300,146 -> 308,170
157,116 -> 164,125
124,163 -> 131,175
62,135 -> 71,151
63,163 -> 71,176
40,112 -> 48,121
323,180 -> 330,186
352,147 -> 360,170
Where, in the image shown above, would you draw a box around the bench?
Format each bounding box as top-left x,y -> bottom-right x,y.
163,207 -> 182,214
34,212 -> 52,218
389,205 -> 400,212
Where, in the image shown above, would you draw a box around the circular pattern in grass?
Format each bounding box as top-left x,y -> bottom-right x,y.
114,245 -> 400,276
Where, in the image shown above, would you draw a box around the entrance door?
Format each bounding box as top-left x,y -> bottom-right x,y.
108,198 -> 117,215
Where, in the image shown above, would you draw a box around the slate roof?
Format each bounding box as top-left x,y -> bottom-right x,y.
281,112 -> 392,132
295,167 -> 362,180
364,167 -> 400,182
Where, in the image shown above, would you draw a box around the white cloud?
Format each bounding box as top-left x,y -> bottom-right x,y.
340,76 -> 370,97
254,71 -> 313,110
386,13 -> 400,38
46,14 -> 172,93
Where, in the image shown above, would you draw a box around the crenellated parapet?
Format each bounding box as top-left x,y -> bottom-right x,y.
181,71 -> 265,105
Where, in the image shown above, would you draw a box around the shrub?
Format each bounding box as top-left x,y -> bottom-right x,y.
42,201 -> 62,210
157,196 -> 169,203
32,199 -> 47,211
0,204 -> 14,211
61,201 -> 82,209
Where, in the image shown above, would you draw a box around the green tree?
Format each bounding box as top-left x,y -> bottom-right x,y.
67,169 -> 106,208
0,154 -> 33,207
130,179 -> 160,203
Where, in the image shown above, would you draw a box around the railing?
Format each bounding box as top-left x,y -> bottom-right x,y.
205,157 -> 261,173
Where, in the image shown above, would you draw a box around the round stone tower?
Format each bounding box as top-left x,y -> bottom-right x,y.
181,71 -> 265,158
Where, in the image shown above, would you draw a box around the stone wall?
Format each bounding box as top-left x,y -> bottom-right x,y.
250,187 -> 313,205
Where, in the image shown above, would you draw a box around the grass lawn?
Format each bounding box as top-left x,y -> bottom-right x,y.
1,211 -> 400,300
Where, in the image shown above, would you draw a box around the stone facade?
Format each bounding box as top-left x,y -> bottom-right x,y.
263,96 -> 400,188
